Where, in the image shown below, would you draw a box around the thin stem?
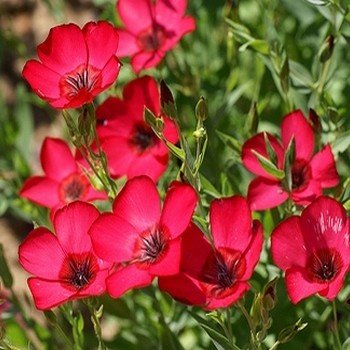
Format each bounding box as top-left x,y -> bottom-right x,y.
269,340 -> 281,350
237,301 -> 260,350
332,300 -> 342,350
86,301 -> 106,350
53,321 -> 75,350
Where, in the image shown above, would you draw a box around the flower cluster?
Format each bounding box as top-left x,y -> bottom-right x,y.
19,0 -> 350,321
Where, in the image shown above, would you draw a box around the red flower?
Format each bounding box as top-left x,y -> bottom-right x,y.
89,176 -> 197,298
18,201 -> 110,310
93,76 -> 178,181
271,196 -> 350,304
23,21 -> 121,109
242,110 -> 339,211
159,196 -> 264,310
20,137 -> 106,218
116,0 -> 195,73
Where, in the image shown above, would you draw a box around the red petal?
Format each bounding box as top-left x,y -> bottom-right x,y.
310,144 -> 339,188
210,196 -> 252,251
318,273 -> 346,300
281,110 -> 314,161
163,117 -> 179,144
247,177 -> 288,211
20,176 -> 60,208
160,181 -> 197,238
22,60 -> 61,99
155,0 -> 188,26
123,76 -> 161,117
37,23 -> 87,74
99,56 -> 121,90
76,269 -> 109,298
158,274 -> 206,306
241,133 -> 284,179
117,0 -> 153,34
162,17 -> 195,51
271,216 -> 308,271
106,264 -> 153,298
205,282 -> 250,310
285,267 -> 325,304
116,30 -> 139,57
241,220 -> 264,280
28,278 -> 74,310
291,179 -> 321,206
41,138 -> 77,181
83,21 -> 119,69
19,227 -> 65,279
300,196 -> 349,252
131,50 -> 165,73
113,176 -> 161,232
54,201 -> 99,254
127,150 -> 168,182
148,238 -> 181,276
89,213 -> 138,263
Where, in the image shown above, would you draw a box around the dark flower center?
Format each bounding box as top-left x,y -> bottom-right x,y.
136,227 -> 169,266
200,248 -> 246,298
308,248 -> 342,282
59,174 -> 89,203
137,25 -> 166,52
130,124 -> 156,153
291,160 -> 311,190
60,253 -> 97,291
60,64 -> 101,99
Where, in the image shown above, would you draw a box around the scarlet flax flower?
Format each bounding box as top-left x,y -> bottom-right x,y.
116,0 -> 195,73
23,21 -> 121,109
19,201 -> 110,310
242,110 -> 339,210
271,196 -> 350,304
159,196 -> 264,310
89,175 -> 197,298
20,137 -> 106,217
93,76 -> 178,181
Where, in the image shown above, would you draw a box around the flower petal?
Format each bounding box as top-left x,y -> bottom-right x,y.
155,0 -> 188,26
76,269 -> 109,298
310,144 -> 339,188
299,196 -> 349,252
281,110 -> 314,161
291,179 -> 321,206
28,278 -> 74,310
54,201 -> 99,254
159,273 -> 206,306
318,273 -> 346,301
148,238 -> 181,276
210,196 -> 252,251
99,56 -> 121,90
205,282 -> 250,310
241,133 -> 284,179
116,30 -> 139,57
160,181 -> 197,239
22,60 -> 61,99
41,138 -> 77,181
83,21 -> 119,69
19,227 -> 65,279
107,264 -> 153,298
247,177 -> 288,211
162,17 -> 195,51
285,267 -> 325,304
117,0 -> 153,34
271,216 -> 308,271
37,23 -> 87,74
131,50 -> 165,73
113,176 -> 161,232
89,213 -> 138,263
20,176 -> 60,208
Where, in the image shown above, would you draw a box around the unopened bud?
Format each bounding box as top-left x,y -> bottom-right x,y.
320,35 -> 334,63
160,80 -> 175,107
278,319 -> 307,344
193,127 -> 206,139
309,108 -> 321,133
262,278 -> 278,311
195,97 -> 208,121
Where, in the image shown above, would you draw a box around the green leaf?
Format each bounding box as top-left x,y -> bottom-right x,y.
216,131 -> 242,154
0,244 -> 13,288
252,151 -> 285,179
289,60 -> 314,88
190,312 -> 234,350
239,39 -> 270,55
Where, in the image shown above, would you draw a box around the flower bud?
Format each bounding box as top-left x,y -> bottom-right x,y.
195,97 -> 208,121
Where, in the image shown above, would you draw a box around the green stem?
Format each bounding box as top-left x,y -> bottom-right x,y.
332,300 -> 342,350
237,301 -> 260,350
86,300 -> 106,350
317,58 -> 331,96
269,340 -> 281,350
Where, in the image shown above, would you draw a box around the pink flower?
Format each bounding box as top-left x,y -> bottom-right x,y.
94,76 -> 178,181
20,137 -> 106,218
116,0 -> 195,73
271,196 -> 350,304
242,110 -> 339,211
18,201 -> 110,310
159,196 -> 264,310
23,21 -> 121,109
89,175 -> 197,298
